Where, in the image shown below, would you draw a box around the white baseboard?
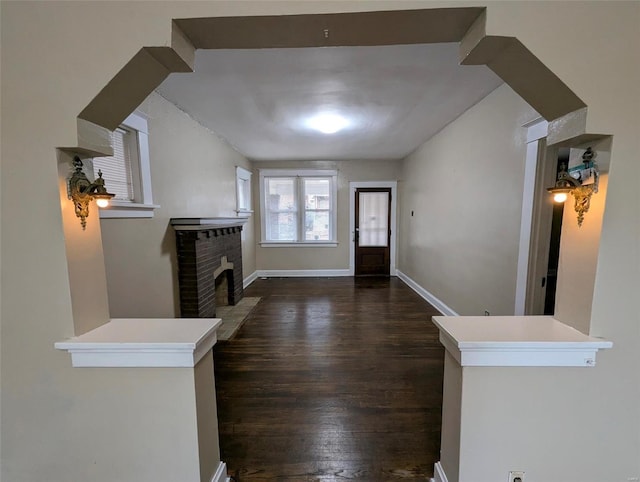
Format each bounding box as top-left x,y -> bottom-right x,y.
211,461 -> 230,482
256,269 -> 351,278
396,270 -> 458,316
434,461 -> 449,482
243,270 -> 258,288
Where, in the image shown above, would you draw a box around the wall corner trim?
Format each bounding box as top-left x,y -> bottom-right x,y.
433,461 -> 449,482
243,271 -> 258,288
211,461 -> 230,482
396,270 -> 459,316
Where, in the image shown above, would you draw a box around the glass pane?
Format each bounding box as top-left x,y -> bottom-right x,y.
266,212 -> 297,241
304,178 -> 330,209
237,178 -> 247,210
305,211 -> 330,241
358,191 -> 389,247
267,178 -> 296,211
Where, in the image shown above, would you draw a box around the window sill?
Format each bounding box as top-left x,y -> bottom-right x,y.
260,242 -> 338,248
99,202 -> 160,219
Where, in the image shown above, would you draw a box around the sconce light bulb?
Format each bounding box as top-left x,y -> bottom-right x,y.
553,192 -> 568,203
96,198 -> 110,208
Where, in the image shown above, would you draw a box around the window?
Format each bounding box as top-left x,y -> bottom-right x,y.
236,166 -> 253,216
91,112 -> 158,218
259,169 -> 337,246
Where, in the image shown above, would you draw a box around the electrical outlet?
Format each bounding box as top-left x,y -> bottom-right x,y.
509,471 -> 524,482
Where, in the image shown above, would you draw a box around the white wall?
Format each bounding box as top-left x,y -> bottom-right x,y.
399,83 -> 538,315
254,159 -> 400,271
1,2 -> 638,481
100,92 -> 255,318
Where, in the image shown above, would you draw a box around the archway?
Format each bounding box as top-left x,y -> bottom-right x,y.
70,7 -> 600,159
59,6 -> 611,481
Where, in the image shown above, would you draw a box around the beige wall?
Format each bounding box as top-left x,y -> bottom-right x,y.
554,141 -> 610,334
399,83 -> 538,315
1,2 -> 639,481
194,350 -> 221,482
3,360 -> 201,482
254,159 -> 400,271
440,351 -> 462,482
100,92 -> 254,318
457,365 -> 623,481
468,2 -> 640,479
57,150 -> 112,335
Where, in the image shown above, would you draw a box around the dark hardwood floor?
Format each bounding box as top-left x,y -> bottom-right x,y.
213,277 -> 444,481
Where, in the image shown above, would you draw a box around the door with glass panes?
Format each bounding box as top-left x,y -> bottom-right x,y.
354,188 -> 391,276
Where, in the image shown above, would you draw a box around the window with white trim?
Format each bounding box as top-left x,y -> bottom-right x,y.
236,166 -> 253,216
259,169 -> 337,246
92,112 -> 158,218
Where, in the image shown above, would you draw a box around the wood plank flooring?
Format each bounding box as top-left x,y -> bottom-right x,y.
213,277 -> 444,481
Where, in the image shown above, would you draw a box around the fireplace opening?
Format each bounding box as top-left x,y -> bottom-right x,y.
211,255 -> 236,316
215,270 -> 232,308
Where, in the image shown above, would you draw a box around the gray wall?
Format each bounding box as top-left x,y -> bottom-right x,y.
100,92 -> 255,318
398,84 -> 537,315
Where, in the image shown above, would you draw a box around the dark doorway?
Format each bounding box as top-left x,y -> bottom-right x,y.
354,188 -> 391,276
543,148 -> 569,314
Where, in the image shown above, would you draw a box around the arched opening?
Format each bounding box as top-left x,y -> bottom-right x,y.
61,6 -> 608,333
56,6 -> 612,481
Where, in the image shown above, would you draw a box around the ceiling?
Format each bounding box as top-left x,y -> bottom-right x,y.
157,43 -> 503,161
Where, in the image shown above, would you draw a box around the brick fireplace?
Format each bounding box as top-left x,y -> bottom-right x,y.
171,218 -> 247,318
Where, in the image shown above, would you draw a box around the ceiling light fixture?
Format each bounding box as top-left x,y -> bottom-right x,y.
547,147 -> 599,227
305,113 -> 350,134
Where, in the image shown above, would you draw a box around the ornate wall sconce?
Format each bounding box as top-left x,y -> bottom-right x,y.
547,147 -> 599,227
68,156 -> 114,230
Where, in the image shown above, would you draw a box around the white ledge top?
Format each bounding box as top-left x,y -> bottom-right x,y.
170,217 -> 248,229
55,318 -> 222,368
432,316 -> 612,367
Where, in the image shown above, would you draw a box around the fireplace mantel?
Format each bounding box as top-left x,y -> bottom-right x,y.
171,217 -> 249,230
